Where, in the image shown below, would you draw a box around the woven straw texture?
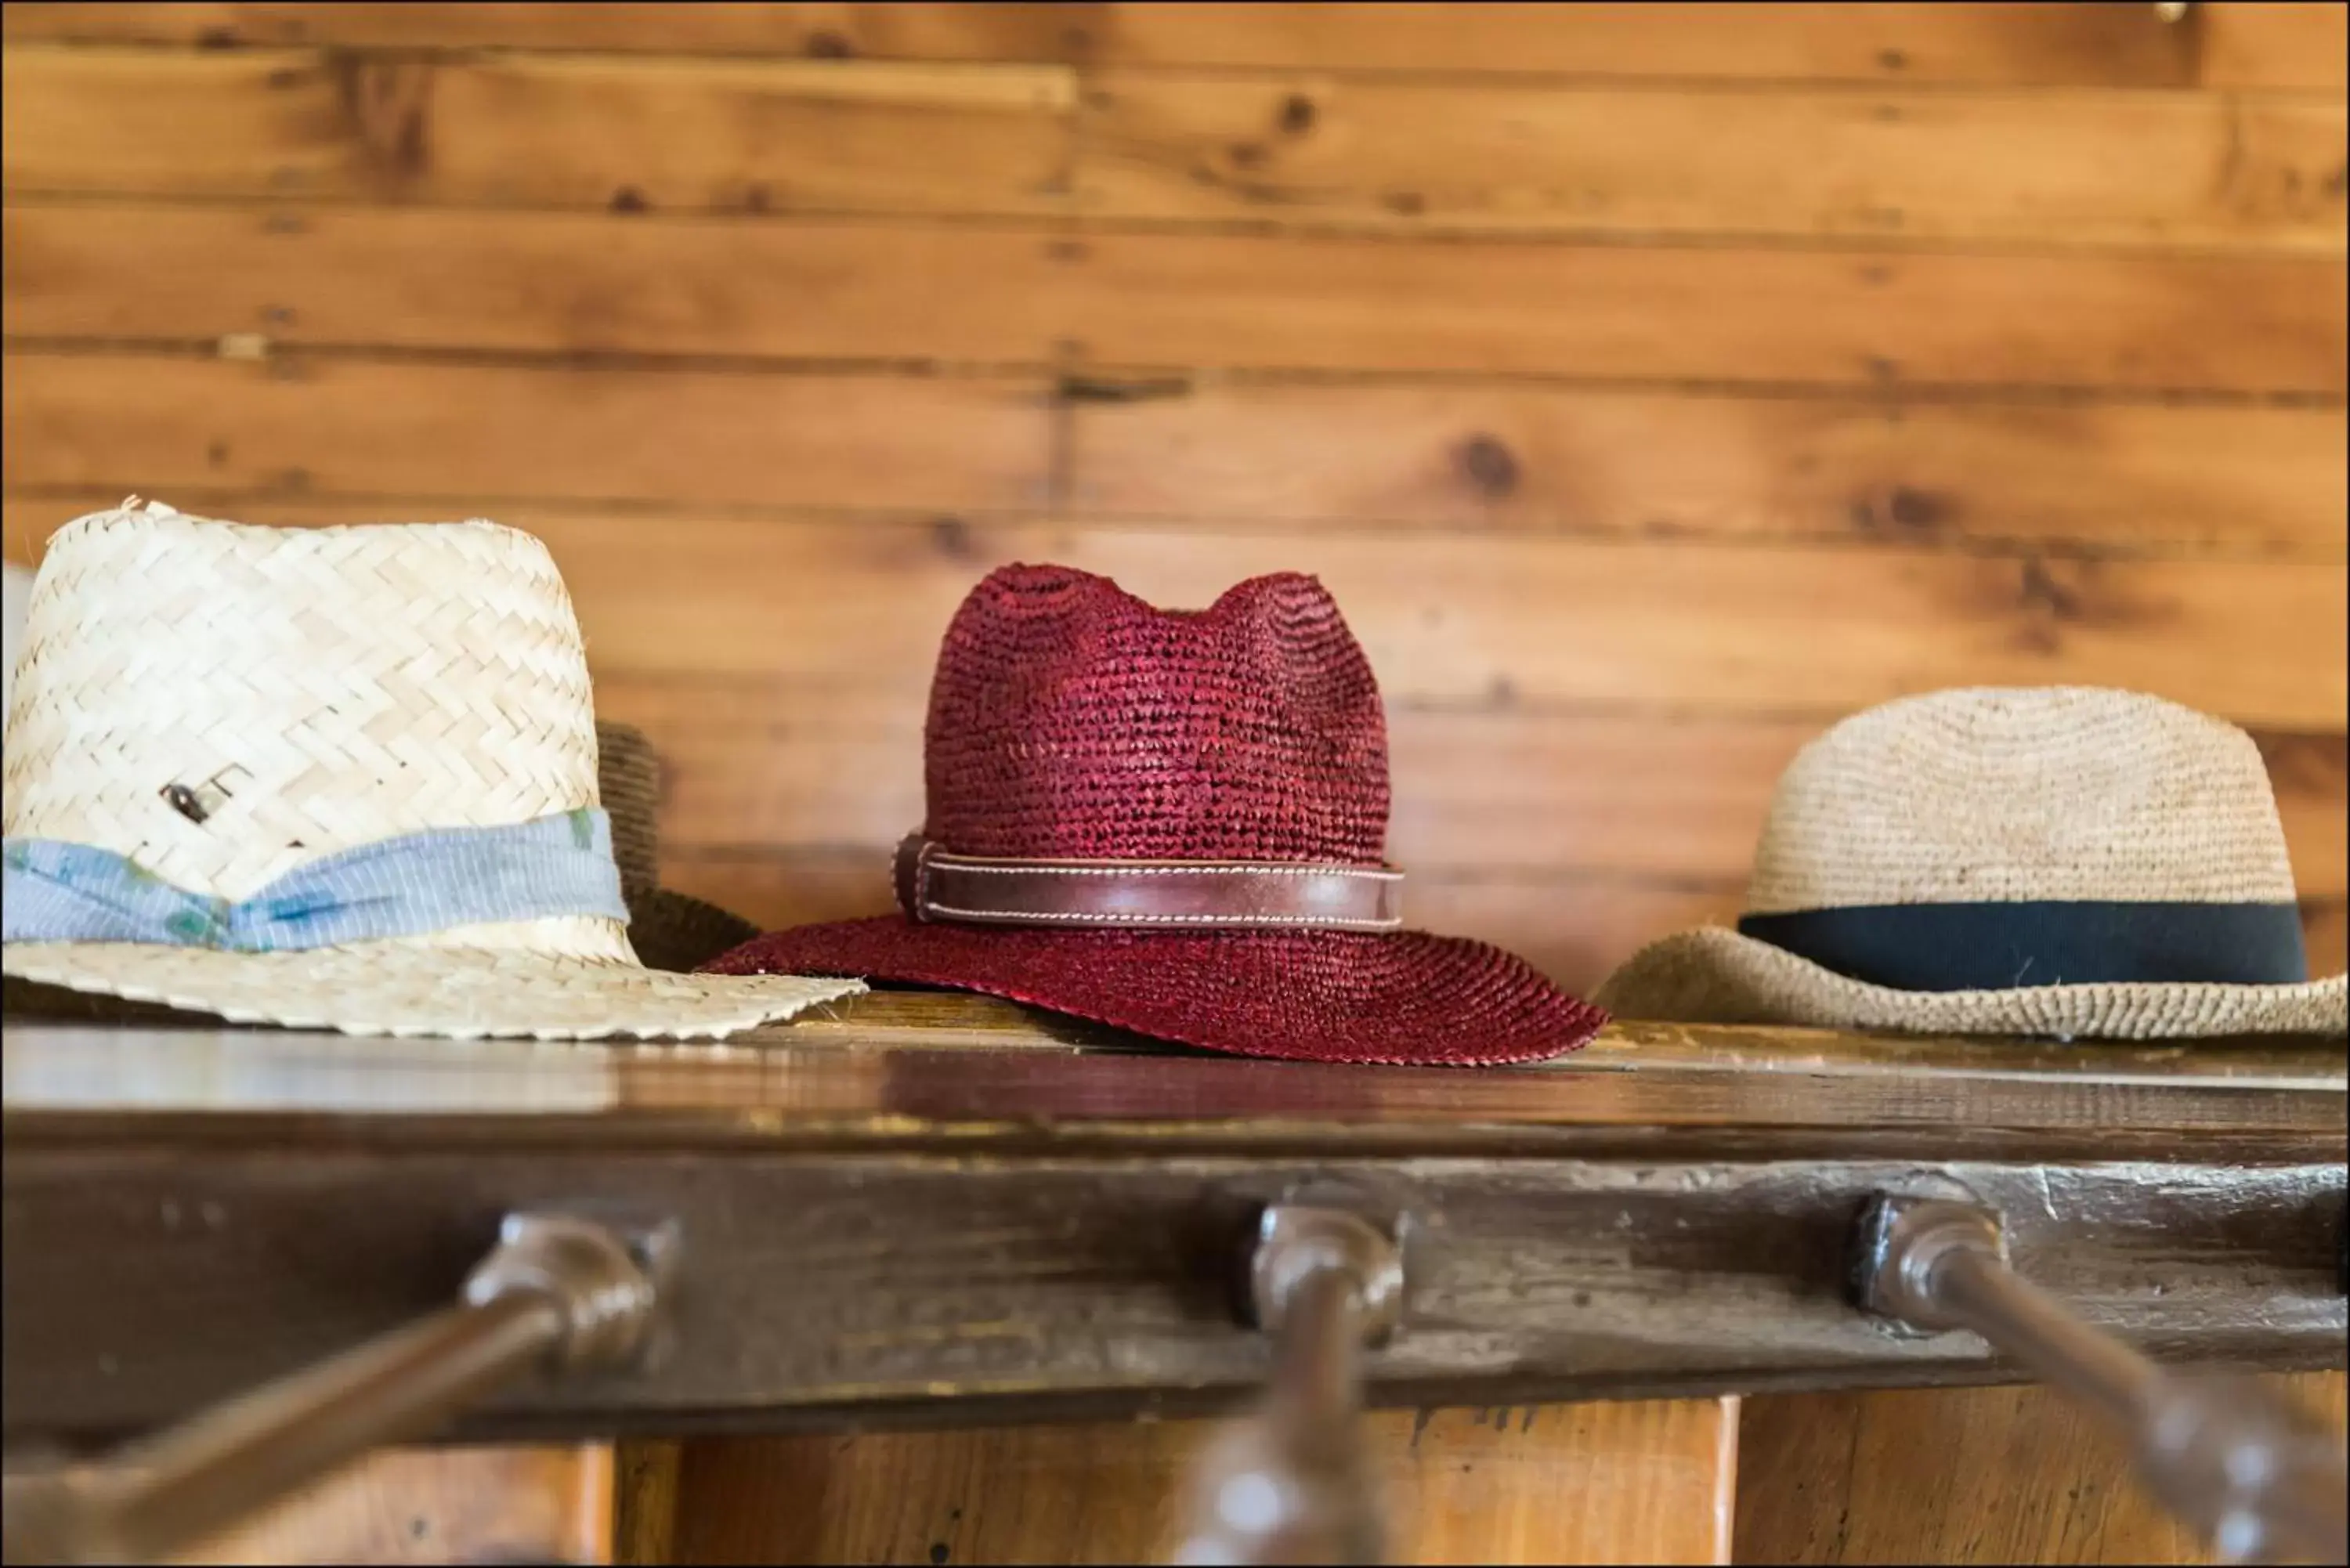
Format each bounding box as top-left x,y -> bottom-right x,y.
2,500 -> 858,1040
1595,927 -> 2343,1039
1748,687 -> 2296,912
710,564 -> 1606,1065
1598,686 -> 2347,1039
923,568 -> 1392,864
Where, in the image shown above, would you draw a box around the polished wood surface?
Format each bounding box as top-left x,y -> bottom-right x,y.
169,1443 -> 612,1566
663,1400 -> 1737,1565
7,992 -> 2346,1143
1735,1373 -> 2350,1566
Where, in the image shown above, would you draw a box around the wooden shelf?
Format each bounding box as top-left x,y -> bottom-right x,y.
5,994 -> 2343,1451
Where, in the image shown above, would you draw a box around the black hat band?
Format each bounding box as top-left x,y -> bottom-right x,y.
1736,900 -> 2309,993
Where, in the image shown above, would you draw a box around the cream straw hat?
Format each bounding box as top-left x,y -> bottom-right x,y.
1596,687 -> 2346,1040
2,500 -> 861,1040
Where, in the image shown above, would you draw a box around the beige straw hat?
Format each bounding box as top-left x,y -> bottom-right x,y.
1596,687 -> 2346,1040
1,500 -> 861,1040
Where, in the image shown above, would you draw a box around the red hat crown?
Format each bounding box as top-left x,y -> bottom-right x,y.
922,566 -> 1390,865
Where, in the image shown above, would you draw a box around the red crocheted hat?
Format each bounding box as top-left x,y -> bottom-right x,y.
704,565 -> 1607,1065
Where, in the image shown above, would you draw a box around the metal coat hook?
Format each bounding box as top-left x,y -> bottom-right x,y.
1853,1194 -> 2346,1566
1172,1194 -> 1407,1566
2,1212 -> 678,1567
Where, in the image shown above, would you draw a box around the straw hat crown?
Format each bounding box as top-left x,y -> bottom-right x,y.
5,503 -> 625,960
5,500 -> 862,1039
1748,687 -> 2295,914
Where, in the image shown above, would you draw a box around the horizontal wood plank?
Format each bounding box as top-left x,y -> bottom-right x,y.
561,522 -> 2350,728
1065,381 -> 2350,555
7,351 -> 2343,554
579,673 -> 2348,901
1,45 -> 1073,218
9,44 -> 2342,248
5,5 -> 2342,90
7,206 -> 2344,392
174,1445 -> 613,1566
6,494 -> 2343,730
1734,1374 -> 2350,1566
671,1400 -> 1735,1566
0,356 -> 1054,513
1089,2 -> 2350,89
0,2 -> 1092,63
1079,74 -> 2349,250
1040,229 -> 2347,394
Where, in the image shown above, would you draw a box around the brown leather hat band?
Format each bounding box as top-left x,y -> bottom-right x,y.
892,833 -> 1404,932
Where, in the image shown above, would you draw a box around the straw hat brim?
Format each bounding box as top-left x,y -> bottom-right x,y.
1595,926 -> 2348,1040
1,940 -> 861,1042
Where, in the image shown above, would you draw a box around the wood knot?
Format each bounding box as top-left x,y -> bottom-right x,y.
2019,556 -> 2085,623
930,517 -> 977,560
1278,94 -> 1318,135
1455,434 -> 1520,498
1055,374 -> 1191,405
331,53 -> 435,180
1851,485 -> 1950,536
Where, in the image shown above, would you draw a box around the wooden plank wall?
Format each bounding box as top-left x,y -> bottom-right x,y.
4,4 -> 2345,1566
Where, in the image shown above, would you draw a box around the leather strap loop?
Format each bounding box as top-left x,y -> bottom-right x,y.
892,833 -> 1404,932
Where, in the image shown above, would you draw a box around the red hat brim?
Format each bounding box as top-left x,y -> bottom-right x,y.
704,919 -> 1606,1066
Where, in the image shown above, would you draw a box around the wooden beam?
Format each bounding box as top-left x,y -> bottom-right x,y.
4,1140 -> 2341,1444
